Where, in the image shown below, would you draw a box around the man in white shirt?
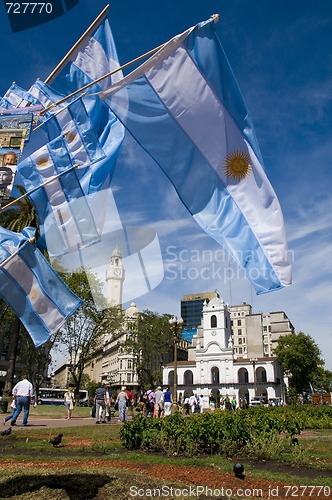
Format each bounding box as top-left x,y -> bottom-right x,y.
10,377 -> 34,427
154,386 -> 164,418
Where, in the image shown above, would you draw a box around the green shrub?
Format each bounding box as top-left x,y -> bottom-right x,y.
120,406 -> 332,458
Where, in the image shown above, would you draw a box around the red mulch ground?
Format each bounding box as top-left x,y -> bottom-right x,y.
0,456 -> 328,498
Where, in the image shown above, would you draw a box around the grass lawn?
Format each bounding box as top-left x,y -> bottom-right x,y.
0,416 -> 331,499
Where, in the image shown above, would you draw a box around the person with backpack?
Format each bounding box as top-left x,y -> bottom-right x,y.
144,388 -> 155,418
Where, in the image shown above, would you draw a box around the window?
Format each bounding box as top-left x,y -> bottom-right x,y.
238,368 -> 249,384
211,315 -> 217,328
238,338 -> 242,345
263,326 -> 268,332
127,359 -> 132,369
239,347 -> 243,354
211,367 -> 220,384
184,370 -> 193,385
237,319 -> 242,326
238,329 -> 242,335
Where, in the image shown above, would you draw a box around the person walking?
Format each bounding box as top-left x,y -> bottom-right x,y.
64,387 -> 75,419
3,398 -> 16,425
154,386 -> 164,418
184,396 -> 190,415
10,376 -> 34,427
94,383 -> 107,424
189,393 -> 196,413
116,386 -> 129,422
105,386 -> 112,422
144,388 -> 155,418
163,386 -> 173,417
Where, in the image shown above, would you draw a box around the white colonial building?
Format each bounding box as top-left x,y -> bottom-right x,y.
163,296 -> 286,407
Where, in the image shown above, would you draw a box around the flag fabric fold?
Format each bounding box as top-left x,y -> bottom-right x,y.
48,17 -> 124,93
28,80 -> 124,194
0,226 -> 82,347
0,83 -> 41,109
98,18 -> 292,294
15,135 -> 101,256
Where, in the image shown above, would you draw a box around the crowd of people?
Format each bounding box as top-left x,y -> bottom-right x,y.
132,388 -> 249,418
90,385 -> 253,421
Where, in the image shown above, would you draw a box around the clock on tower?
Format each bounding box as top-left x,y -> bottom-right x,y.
105,245 -> 125,307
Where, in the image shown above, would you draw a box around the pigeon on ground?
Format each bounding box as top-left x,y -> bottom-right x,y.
233,462 -> 245,478
1,427 -> 12,436
49,433 -> 63,447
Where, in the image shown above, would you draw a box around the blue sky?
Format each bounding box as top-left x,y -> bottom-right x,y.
1,0 -> 332,371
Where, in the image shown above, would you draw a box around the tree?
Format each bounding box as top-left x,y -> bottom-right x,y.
309,367 -> 332,393
17,332 -> 52,397
0,186 -> 39,235
53,268 -> 123,402
0,187 -> 40,396
122,310 -> 176,390
274,332 -> 323,396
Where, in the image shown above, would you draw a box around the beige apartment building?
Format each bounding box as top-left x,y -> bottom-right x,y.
229,303 -> 294,358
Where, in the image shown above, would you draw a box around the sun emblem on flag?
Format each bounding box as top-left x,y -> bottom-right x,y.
224,150 -> 252,181
36,156 -> 49,169
65,131 -> 76,143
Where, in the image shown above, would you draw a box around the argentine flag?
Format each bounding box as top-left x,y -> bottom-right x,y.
16,134 -> 101,256
0,226 -> 82,347
98,18 -> 292,294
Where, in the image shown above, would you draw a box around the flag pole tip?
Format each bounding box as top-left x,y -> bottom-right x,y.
210,14 -> 220,24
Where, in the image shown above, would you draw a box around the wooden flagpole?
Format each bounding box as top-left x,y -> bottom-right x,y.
40,41 -> 166,115
0,237 -> 36,270
44,4 -> 110,85
0,165 -> 78,211
39,13 -> 220,116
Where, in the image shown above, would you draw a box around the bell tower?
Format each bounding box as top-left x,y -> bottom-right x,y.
105,245 -> 125,307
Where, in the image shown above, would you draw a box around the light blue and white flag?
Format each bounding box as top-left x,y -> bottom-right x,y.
29,14 -> 126,192
0,83 -> 41,109
15,134 -> 101,256
48,16 -> 124,94
28,80 -> 123,194
98,18 -> 292,294
0,226 -> 82,347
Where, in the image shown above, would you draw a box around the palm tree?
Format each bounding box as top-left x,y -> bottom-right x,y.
0,186 -> 39,234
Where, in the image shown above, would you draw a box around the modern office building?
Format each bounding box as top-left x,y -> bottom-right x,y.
181,291 -> 219,329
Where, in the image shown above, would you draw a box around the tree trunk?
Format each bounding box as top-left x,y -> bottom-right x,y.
3,316 -> 21,399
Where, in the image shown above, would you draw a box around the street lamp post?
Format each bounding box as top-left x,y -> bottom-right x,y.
250,358 -> 258,396
169,316 -> 183,405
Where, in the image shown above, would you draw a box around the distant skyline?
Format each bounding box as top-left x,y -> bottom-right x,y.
1,1 -> 332,370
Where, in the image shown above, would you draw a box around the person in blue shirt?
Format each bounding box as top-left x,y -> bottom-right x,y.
163,387 -> 173,417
